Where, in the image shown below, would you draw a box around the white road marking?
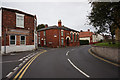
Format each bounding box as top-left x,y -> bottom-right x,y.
18,59 -> 23,62
13,67 -> 18,71
66,51 -> 69,56
67,59 -> 90,78
19,63 -> 23,66
0,60 -> 18,63
71,49 -> 74,51
6,72 -> 13,77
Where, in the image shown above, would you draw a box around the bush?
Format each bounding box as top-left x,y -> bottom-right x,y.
80,40 -> 89,45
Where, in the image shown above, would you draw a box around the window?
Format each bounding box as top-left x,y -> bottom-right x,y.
74,33 -> 76,42
61,39 -> 64,45
77,34 -> 79,41
61,30 -> 63,36
10,35 -> 16,45
44,40 -> 46,45
21,36 -> 25,45
71,33 -> 73,42
44,31 -> 46,36
39,32 -> 40,36
38,37 -> 40,44
16,13 -> 24,28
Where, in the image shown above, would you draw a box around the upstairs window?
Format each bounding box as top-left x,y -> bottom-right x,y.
61,30 -> 63,36
44,31 -> 46,36
71,33 -> 73,42
20,36 -> 26,45
16,13 -> 24,28
39,32 -> 40,36
10,35 -> 16,45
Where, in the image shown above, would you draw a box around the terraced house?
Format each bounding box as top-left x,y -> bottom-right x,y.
0,7 -> 37,54
37,20 -> 79,48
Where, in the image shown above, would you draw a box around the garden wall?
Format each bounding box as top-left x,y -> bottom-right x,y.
91,46 -> 120,63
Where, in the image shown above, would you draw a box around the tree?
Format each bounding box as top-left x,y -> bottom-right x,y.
36,24 -> 45,30
88,2 -> 120,43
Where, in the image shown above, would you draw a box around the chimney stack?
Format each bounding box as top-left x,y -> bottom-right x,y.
45,24 -> 48,28
58,20 -> 62,27
88,29 -> 90,32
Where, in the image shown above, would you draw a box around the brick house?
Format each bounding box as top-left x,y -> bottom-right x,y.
37,20 -> 79,48
79,29 -> 103,44
0,7 -> 37,54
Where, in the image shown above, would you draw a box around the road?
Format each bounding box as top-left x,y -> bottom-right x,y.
3,45 -> 120,79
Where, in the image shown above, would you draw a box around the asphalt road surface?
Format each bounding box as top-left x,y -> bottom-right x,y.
7,45 -> 120,79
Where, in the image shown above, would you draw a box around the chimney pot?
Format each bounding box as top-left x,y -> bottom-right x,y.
88,29 -> 90,32
58,20 -> 62,27
45,24 -> 48,28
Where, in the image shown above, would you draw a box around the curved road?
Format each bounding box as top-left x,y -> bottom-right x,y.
12,45 -> 119,78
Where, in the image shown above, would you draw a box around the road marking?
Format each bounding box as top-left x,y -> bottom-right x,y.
71,49 -> 74,51
67,59 -> 90,78
13,67 -> 18,71
0,60 -> 18,63
66,51 -> 69,56
18,50 -> 47,80
88,49 -> 120,67
6,72 -> 13,77
18,59 -> 23,62
13,50 -> 47,80
19,63 -> 23,67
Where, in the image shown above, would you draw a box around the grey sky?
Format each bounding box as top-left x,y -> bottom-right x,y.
1,0 -> 95,32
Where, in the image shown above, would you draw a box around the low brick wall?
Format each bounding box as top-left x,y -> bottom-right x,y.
91,46 -> 120,63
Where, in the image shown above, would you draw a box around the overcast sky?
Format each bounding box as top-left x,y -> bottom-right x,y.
1,0 -> 96,32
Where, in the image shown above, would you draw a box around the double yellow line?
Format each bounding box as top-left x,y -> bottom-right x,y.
13,50 -> 47,80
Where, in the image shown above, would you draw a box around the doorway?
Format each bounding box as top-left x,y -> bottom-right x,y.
66,38 -> 69,46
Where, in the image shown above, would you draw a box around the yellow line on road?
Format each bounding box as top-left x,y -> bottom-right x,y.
88,49 -> 120,67
13,50 -> 47,80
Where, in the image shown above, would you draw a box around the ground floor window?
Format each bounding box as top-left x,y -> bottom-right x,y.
44,40 -> 46,45
38,37 -> 40,44
61,39 -> 64,45
10,35 -> 16,45
20,35 -> 26,45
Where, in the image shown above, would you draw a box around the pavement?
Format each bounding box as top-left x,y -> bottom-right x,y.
1,49 -> 43,79
1,45 -> 118,79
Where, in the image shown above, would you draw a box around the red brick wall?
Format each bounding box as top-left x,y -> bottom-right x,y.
37,28 -> 79,47
2,9 -> 35,46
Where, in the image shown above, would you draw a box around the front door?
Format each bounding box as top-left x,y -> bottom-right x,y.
41,40 -> 44,47
67,38 -> 69,46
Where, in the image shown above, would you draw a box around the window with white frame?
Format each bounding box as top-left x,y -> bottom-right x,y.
16,13 -> 24,28
44,31 -> 46,36
10,35 -> 16,45
20,36 -> 25,45
74,33 -> 76,42
44,40 -> 46,45
61,30 -> 63,36
77,34 -> 79,41
61,38 -> 64,45
39,32 -> 40,36
38,37 -> 40,44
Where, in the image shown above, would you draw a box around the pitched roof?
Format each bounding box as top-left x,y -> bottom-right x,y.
1,7 -> 35,17
79,31 -> 94,38
37,25 -> 79,32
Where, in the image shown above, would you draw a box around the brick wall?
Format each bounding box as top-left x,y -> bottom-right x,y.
2,8 -> 35,46
38,28 -> 79,47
